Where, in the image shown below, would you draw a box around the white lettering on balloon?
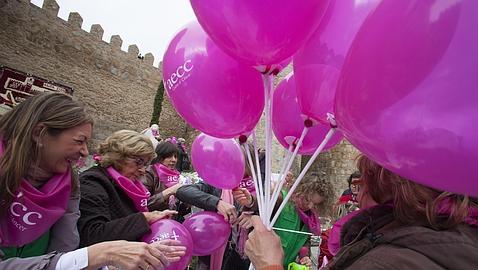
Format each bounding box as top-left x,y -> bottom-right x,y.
166,60 -> 194,91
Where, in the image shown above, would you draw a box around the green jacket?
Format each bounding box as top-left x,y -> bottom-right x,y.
275,190 -> 310,268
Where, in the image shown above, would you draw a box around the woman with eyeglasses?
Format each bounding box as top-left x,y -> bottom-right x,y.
78,130 -> 178,248
0,94 -> 184,270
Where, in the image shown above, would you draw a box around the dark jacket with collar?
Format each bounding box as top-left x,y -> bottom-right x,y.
326,205 -> 478,270
78,166 -> 151,247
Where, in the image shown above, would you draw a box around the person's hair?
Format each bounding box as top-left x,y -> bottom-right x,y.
241,142 -> 259,178
98,130 -> 156,169
292,172 -> 335,215
347,171 -> 361,187
0,92 -> 93,216
357,154 -> 478,229
151,141 -> 179,165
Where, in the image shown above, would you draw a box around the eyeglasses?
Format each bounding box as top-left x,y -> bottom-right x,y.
350,178 -> 363,193
127,157 -> 150,168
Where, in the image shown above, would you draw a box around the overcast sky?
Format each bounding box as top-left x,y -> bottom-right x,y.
31,0 -> 196,66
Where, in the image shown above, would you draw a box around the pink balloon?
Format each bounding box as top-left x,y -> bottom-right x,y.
142,219 -> 193,270
294,0 -> 380,124
163,21 -> 264,139
190,0 -> 330,67
191,133 -> 245,189
335,0 -> 478,195
272,73 -> 343,155
183,211 -> 231,256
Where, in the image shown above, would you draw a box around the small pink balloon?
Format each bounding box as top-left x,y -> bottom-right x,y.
142,219 -> 193,270
183,211 -> 231,256
335,0 -> 478,195
191,133 -> 245,189
294,0 -> 380,124
272,73 -> 343,155
163,21 -> 264,139
190,0 -> 330,66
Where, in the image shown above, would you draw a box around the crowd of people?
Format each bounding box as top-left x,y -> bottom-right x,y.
1,92 -> 477,270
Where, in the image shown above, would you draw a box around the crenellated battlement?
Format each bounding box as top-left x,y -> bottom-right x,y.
2,0 -> 158,69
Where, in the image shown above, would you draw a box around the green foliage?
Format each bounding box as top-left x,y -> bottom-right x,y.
150,80 -> 165,126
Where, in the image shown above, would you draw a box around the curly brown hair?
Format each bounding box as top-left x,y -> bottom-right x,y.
292,172 -> 336,215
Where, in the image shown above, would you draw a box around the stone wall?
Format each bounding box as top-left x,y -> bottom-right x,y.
0,0 -> 188,148
0,0 -> 361,213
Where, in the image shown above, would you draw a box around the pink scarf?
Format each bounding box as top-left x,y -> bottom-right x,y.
153,163 -> 180,188
0,143 -> 71,247
328,210 -> 361,256
296,207 -> 321,236
238,176 -> 256,195
106,166 -> 150,212
210,189 -> 234,270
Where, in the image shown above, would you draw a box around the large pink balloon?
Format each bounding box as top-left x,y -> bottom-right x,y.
183,211 -> 231,256
335,0 -> 478,196
191,133 -> 245,189
272,73 -> 343,155
142,219 -> 193,270
163,22 -> 264,139
294,0 -> 380,124
190,0 -> 330,67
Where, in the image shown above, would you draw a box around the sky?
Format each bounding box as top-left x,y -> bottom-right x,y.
31,0 -> 196,66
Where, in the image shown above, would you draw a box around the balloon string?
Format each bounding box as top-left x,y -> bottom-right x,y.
252,131 -> 265,224
243,143 -> 264,218
263,74 -> 274,224
268,126 -> 309,220
269,128 -> 337,229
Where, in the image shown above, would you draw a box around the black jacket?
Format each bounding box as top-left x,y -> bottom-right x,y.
78,166 -> 151,247
175,182 -> 222,212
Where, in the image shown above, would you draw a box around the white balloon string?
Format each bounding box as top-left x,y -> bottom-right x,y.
269,128 -> 337,229
243,143 -> 264,218
267,126 -> 309,220
252,131 -> 265,224
263,74 -> 273,224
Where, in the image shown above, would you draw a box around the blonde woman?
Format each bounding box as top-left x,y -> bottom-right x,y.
0,93 -> 184,270
78,130 -> 178,247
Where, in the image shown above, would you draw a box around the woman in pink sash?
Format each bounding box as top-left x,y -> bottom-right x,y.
0,93 -> 185,270
78,130 -> 180,246
143,141 -> 190,220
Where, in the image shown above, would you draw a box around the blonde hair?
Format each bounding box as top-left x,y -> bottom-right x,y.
98,130 -> 156,169
292,173 -> 335,215
357,154 -> 478,229
0,92 -> 93,216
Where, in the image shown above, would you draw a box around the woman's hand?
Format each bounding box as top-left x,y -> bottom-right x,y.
245,216 -> 284,269
235,212 -> 254,229
162,183 -> 183,197
87,239 -> 186,270
216,200 -> 237,223
232,188 -> 253,207
299,256 -> 312,268
143,210 -> 177,224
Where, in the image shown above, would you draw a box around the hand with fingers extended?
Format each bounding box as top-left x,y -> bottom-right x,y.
235,212 -> 254,229
143,210 -> 177,224
86,239 -> 186,270
299,256 -> 312,268
232,187 -> 254,208
216,200 -> 237,224
245,216 -> 284,270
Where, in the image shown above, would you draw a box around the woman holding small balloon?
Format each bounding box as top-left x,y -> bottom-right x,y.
78,130 -> 180,245
0,93 -> 184,270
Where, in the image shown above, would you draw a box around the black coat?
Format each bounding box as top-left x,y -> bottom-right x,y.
78,166 -> 151,247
